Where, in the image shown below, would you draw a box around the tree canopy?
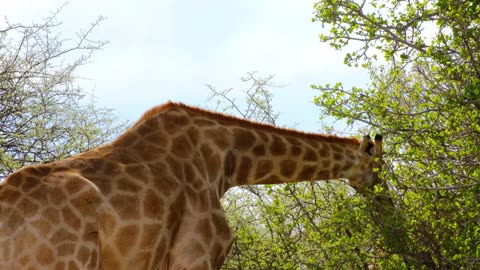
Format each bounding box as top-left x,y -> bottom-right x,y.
220,0 -> 479,269
0,6 -> 126,180
311,0 -> 479,268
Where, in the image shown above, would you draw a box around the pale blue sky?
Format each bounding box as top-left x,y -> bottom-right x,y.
2,0 -> 369,132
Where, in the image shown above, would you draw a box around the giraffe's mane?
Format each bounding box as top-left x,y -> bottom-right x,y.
139,101 -> 360,145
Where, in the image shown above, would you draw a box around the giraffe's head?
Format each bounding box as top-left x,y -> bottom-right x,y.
346,134 -> 384,193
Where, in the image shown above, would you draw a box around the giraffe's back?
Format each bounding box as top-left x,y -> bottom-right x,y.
0,164 -> 101,269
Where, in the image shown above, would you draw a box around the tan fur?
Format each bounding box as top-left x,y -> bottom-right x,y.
0,102 -> 382,270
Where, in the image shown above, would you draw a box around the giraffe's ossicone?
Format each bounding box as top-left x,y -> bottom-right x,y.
0,102 -> 383,270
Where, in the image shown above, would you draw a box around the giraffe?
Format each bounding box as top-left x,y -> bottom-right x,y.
0,101 -> 383,270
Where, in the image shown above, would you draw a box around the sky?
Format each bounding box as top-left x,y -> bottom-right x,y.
1,0 -> 369,133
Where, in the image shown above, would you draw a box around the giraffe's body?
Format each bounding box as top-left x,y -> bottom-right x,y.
0,102 -> 382,269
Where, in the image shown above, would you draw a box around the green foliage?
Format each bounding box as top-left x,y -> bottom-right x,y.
217,1 -> 479,269
223,187 -> 305,269
312,0 -> 480,268
212,74 -> 393,269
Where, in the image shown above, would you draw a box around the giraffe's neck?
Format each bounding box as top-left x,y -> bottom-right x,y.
111,102 -> 371,195
226,128 -> 363,187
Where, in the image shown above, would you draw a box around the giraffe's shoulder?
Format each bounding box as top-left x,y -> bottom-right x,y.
2,163 -> 102,206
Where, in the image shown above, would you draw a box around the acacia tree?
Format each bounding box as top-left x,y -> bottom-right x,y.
216,1 -> 479,269
208,73 -> 302,269
311,0 -> 480,268
0,6 -> 126,180
210,74 -> 375,269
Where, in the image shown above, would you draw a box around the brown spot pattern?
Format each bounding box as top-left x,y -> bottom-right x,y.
17,197 -> 39,218
68,261 -> 81,270
257,131 -> 269,142
212,214 -> 231,240
51,228 -> 77,244
55,262 -> 65,270
117,177 -> 141,192
193,118 -> 216,126
21,177 -> 40,193
64,178 -> 84,194
286,137 -> 301,145
319,145 -> 330,158
235,157 -> 252,185
290,145 -> 302,156
137,121 -> 153,136
297,165 -> 317,180
224,151 -> 236,177
171,135 -> 192,159
303,148 -> 318,161
82,222 -> 98,243
202,145 -> 221,179
48,189 -> 67,205
141,224 -> 162,249
28,166 -> 52,177
92,176 -> 112,195
195,218 -> 213,244
205,127 -> 231,150
144,132 -> 169,148
42,208 -> 60,224
76,246 -> 91,266
183,240 -> 205,259
342,161 -> 354,171
316,170 -> 331,179
61,206 -> 81,230
167,193 -> 185,231
116,225 -> 139,255
187,127 -> 200,145
270,135 -> 287,156
184,163 -> 195,181
162,113 -> 189,133
321,160 -> 332,168
36,244 -> 54,265
233,128 -> 255,151
197,190 -> 210,212
333,163 -> 342,175
252,145 -> 266,156
333,152 -> 343,160
331,143 -> 343,152
166,156 -> 184,180
258,175 -> 282,184
1,188 -> 21,204
32,218 -> 52,235
255,160 -> 273,179
280,160 -> 297,178
144,190 -> 164,218
110,194 -> 140,220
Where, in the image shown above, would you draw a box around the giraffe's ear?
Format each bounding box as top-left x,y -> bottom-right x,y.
374,134 -> 383,159
359,135 -> 374,155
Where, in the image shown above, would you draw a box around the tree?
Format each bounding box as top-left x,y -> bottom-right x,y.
311,0 -> 480,268
209,74 -> 377,269
215,1 -> 480,268
0,5 -> 126,180
208,72 -> 293,269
